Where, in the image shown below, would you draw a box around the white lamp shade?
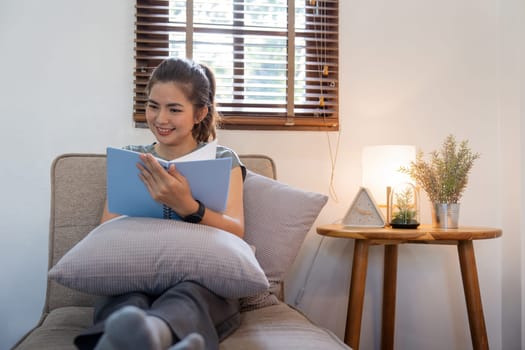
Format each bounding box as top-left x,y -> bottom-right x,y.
362,145 -> 416,205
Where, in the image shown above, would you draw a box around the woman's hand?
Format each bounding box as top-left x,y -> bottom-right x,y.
137,153 -> 198,217
136,153 -> 245,238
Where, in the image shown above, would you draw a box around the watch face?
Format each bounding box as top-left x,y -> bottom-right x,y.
185,214 -> 202,223
342,188 -> 385,227
183,200 -> 205,223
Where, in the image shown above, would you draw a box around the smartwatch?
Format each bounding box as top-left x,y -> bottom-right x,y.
182,199 -> 205,223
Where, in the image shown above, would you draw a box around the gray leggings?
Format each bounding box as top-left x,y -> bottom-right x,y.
74,281 -> 240,350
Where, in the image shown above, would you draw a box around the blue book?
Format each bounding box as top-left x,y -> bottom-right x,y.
106,147 -> 232,220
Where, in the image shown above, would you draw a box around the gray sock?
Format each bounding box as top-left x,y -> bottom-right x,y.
168,333 -> 205,350
95,306 -> 171,350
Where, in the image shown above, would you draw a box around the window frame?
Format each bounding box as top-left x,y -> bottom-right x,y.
134,0 -> 339,131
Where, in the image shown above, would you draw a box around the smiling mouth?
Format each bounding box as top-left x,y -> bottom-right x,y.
156,126 -> 175,136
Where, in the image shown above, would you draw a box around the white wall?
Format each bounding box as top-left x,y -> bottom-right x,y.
520,0 -> 525,344
0,0 -> 521,349
499,0 -> 523,347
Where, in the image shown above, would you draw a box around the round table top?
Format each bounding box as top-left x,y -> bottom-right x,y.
316,224 -> 502,242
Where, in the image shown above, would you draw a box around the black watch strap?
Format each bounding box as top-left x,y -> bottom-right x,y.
182,199 -> 205,223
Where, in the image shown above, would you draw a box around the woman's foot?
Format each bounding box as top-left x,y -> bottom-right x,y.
168,333 -> 205,350
94,306 -> 172,350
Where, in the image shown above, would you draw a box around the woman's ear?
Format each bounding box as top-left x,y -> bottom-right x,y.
194,106 -> 209,124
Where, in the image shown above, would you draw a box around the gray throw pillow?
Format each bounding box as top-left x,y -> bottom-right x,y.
240,171 -> 328,309
48,216 -> 269,299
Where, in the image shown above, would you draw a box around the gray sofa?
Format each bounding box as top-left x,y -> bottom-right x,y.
12,153 -> 350,350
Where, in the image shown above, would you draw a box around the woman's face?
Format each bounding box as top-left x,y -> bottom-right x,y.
146,82 -> 203,152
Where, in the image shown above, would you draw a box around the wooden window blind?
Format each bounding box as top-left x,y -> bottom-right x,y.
135,0 -> 339,131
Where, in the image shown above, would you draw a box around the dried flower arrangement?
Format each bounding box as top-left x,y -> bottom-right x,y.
400,135 -> 480,204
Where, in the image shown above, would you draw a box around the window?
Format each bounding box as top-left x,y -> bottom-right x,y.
135,0 -> 339,131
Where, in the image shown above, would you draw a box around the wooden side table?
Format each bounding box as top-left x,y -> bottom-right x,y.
316,224 -> 502,350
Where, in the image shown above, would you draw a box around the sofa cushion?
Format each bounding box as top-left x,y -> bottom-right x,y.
14,303 -> 350,350
240,171 -> 328,309
49,217 -> 269,299
220,303 -> 350,349
13,306 -> 93,350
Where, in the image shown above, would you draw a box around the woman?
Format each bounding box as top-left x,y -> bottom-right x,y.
75,57 -> 246,350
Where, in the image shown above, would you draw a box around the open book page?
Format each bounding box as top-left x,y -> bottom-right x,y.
170,139 -> 217,162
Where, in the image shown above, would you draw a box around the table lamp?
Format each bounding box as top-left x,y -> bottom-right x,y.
361,145 -> 416,223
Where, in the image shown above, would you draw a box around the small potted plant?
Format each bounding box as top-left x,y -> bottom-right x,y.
400,134 -> 480,228
389,183 -> 420,228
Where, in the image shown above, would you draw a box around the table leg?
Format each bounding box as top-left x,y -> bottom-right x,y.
381,244 -> 398,350
345,240 -> 369,349
457,240 -> 489,350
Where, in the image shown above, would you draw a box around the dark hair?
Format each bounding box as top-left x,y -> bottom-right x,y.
145,58 -> 220,142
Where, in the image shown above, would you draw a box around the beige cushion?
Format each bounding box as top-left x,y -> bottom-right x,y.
240,171 -> 328,309
49,217 -> 269,299
13,307 -> 94,350
15,303 -> 350,350
220,303 -> 349,349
